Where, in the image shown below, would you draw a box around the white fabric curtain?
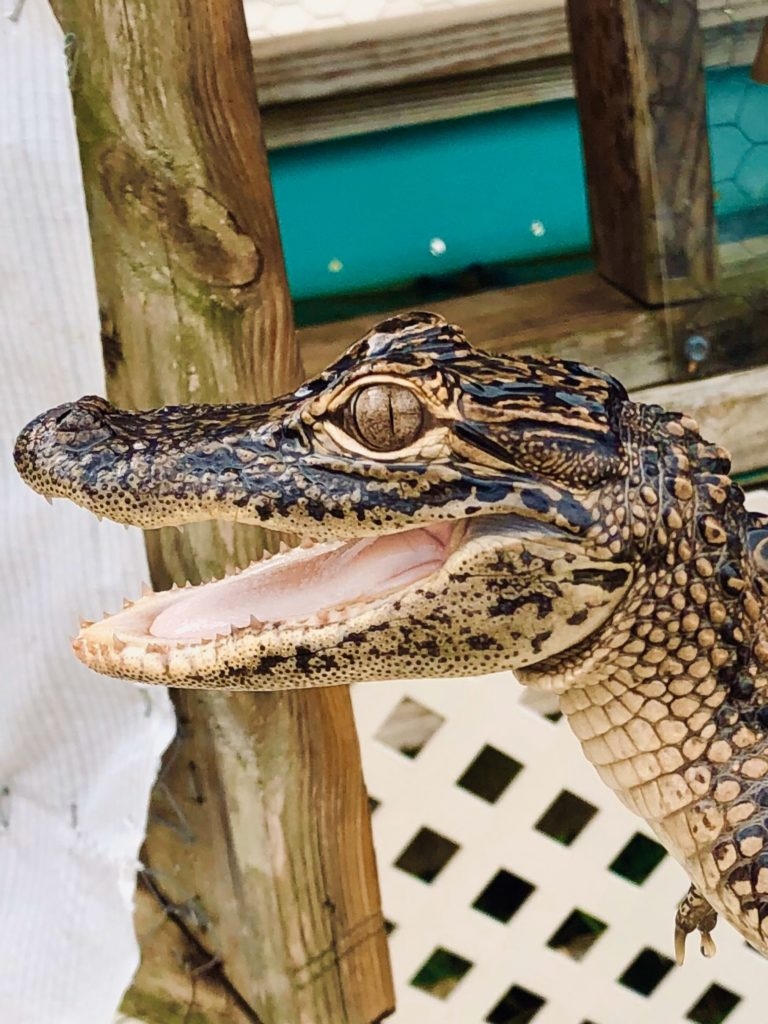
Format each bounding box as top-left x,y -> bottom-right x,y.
0,3 -> 176,1021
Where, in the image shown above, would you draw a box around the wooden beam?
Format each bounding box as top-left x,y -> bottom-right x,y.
51,1 -> 393,1022
250,1 -> 768,148
752,17 -> 768,81
566,0 -> 716,305
261,58 -> 573,149
297,251 -> 768,391
251,0 -> 567,106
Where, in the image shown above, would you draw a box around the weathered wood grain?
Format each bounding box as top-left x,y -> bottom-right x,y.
123,883 -> 258,1024
261,57 -> 573,149
566,0 -> 716,305
252,0 -> 567,106
49,1 -> 393,1021
752,17 -> 768,82
252,0 -> 768,148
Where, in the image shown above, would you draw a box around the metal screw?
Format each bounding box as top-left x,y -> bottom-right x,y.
684,334 -> 710,364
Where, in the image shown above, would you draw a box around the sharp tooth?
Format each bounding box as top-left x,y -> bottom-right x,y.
112,634 -> 127,652
146,642 -> 166,654
43,494 -> 53,506
184,580 -> 193,589
79,618 -> 94,630
141,581 -> 153,597
278,540 -> 290,554
249,615 -> 264,628
304,610 -> 330,627
170,582 -> 179,590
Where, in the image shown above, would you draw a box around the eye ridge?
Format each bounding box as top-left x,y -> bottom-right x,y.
344,382 -> 424,452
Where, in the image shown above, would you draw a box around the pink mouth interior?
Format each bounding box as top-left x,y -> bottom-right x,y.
149,521 -> 456,641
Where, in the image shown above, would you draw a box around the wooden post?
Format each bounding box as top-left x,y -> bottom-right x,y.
566,0 -> 717,305
49,2 -> 394,1022
753,19 -> 768,83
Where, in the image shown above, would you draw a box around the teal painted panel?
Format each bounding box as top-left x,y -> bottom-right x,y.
269,67 -> 768,302
269,101 -> 590,300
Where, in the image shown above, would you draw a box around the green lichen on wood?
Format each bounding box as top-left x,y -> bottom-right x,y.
121,990 -> 234,1024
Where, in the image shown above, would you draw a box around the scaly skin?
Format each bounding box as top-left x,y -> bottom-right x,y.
14,311 -> 768,959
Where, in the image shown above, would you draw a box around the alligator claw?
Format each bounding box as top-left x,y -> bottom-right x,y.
674,884 -> 718,965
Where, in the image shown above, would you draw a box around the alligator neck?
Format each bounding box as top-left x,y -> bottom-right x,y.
526,471 -> 768,946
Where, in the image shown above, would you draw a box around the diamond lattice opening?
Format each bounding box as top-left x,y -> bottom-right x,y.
457,744 -> 523,803
618,947 -> 675,996
535,790 -> 598,845
547,908 -> 608,961
473,869 -> 535,923
410,946 -> 473,1000
686,983 -> 742,1023
609,832 -> 667,884
485,983 -> 546,1023
374,696 -> 445,758
394,827 -> 459,883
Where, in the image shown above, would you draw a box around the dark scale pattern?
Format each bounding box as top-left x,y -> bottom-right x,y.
12,310 -> 768,957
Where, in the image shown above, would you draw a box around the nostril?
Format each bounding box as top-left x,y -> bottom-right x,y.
55,407 -> 96,430
54,397 -> 113,444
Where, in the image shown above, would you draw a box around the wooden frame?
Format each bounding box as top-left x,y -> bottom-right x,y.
249,0 -> 768,148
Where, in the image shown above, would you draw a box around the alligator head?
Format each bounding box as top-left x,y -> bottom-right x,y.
20,311 -> 768,955
14,311 -> 639,690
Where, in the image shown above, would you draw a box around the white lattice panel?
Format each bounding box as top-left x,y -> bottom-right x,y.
244,0 -> 509,38
352,675 -> 764,1023
350,481 -> 768,1024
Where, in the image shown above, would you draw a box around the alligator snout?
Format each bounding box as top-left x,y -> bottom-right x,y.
13,391 -> 303,530
14,395 -> 115,490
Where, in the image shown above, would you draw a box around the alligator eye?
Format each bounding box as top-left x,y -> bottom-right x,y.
346,383 -> 424,451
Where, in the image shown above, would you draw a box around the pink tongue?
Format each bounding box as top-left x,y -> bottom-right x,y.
150,523 -> 453,640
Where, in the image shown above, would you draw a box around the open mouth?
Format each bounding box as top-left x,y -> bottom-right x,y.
75,520 -> 465,653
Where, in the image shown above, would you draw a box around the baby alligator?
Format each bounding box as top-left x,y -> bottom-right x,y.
14,312 -> 768,961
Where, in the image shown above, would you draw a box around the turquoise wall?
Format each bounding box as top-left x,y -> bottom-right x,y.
269,67 -> 768,303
